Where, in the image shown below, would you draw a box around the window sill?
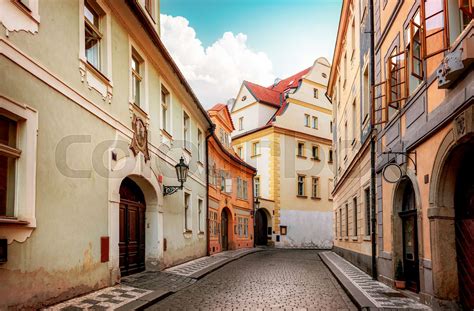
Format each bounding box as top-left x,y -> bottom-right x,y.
0,217 -> 30,226
311,196 -> 321,200
85,60 -> 110,84
352,236 -> 359,241
11,0 -> 40,24
183,230 -> 193,239
296,195 -> 308,199
197,160 -> 204,167
328,160 -> 333,164
363,236 -> 371,241
161,129 -> 173,140
311,157 -> 320,162
183,147 -> 192,156
79,58 -> 113,103
250,154 -> 261,158
297,155 -> 307,159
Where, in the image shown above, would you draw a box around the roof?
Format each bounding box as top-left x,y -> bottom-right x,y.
268,67 -> 311,93
244,81 -> 282,107
208,103 -> 235,131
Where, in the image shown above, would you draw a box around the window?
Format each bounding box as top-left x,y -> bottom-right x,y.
297,175 -> 306,196
335,210 -> 338,238
198,198 -> 203,233
0,116 -> 20,217
237,146 -> 243,158
238,117 -> 244,131
254,176 -> 260,197
311,177 -> 320,198
343,53 -> 347,87
209,210 -> 218,237
183,112 -> 190,150
339,208 -> 343,237
197,129 -> 203,162
184,192 -> 191,231
352,100 -> 357,142
420,0 -> 449,58
252,142 -> 260,156
353,197 -> 358,236
312,145 -> 319,160
345,203 -> 349,237
328,149 -> 334,163
84,1 -> 103,70
220,171 -> 226,191
313,88 -> 319,98
344,122 -> 348,156
243,180 -> 248,200
237,217 -> 249,238
131,49 -> 143,107
330,121 -> 333,133
363,66 -> 370,121
365,187 -> 371,235
161,86 -> 170,132
387,49 -> 407,111
328,179 -> 334,200
312,116 -> 318,129
145,0 -> 154,17
304,114 -> 310,127
297,142 -> 305,157
351,18 -> 356,59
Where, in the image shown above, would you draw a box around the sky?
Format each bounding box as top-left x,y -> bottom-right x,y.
160,0 -> 342,108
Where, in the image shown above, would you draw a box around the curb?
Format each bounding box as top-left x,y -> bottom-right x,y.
319,252 -> 378,311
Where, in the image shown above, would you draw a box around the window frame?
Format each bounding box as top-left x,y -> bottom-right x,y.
297,174 -> 306,197
311,177 -> 320,199
184,191 -> 192,232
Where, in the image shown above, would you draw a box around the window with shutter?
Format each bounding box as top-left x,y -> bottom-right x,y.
387,50 -> 408,109
409,11 -> 424,80
371,80 -> 388,125
421,0 -> 449,58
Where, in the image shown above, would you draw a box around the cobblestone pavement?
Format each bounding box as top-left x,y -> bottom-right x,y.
320,252 -> 431,310
121,271 -> 197,292
147,250 -> 357,310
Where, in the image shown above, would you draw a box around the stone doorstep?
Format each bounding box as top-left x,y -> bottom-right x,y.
115,289 -> 172,311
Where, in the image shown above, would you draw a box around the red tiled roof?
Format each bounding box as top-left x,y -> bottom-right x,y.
269,67 -> 311,93
208,103 -> 235,131
209,103 -> 227,111
244,81 -> 282,107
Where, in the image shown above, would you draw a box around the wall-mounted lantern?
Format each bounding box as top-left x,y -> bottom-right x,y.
163,157 -> 189,196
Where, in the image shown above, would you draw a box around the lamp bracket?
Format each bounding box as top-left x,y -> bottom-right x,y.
381,150 -> 417,175
163,185 -> 183,196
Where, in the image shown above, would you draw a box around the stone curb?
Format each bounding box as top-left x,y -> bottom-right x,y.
116,289 -> 172,311
319,252 -> 378,311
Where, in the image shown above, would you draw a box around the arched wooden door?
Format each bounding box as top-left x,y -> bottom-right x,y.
399,181 -> 420,292
255,209 -> 268,246
455,144 -> 474,310
119,177 -> 146,276
221,209 -> 229,251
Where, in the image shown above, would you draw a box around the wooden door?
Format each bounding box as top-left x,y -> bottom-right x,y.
119,178 -> 146,277
455,152 -> 474,310
221,210 -> 228,251
255,209 -> 268,246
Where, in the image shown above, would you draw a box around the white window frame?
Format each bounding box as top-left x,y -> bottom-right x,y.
0,96 -> 38,243
183,110 -> 191,151
197,197 -> 204,233
184,191 -> 192,232
160,84 -> 171,135
129,42 -> 148,112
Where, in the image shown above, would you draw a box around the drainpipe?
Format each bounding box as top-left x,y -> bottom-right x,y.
205,124 -> 216,256
369,0 -> 378,280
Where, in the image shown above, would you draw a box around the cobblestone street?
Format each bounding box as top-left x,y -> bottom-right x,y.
147,250 -> 356,310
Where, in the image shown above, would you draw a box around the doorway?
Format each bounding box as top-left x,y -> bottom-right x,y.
255,209 -> 268,246
221,208 -> 230,251
119,177 -> 146,276
454,143 -> 474,310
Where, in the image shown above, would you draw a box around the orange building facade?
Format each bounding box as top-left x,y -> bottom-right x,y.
207,104 -> 256,254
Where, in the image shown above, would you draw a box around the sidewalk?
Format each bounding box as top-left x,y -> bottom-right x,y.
319,251 -> 431,310
47,247 -> 261,310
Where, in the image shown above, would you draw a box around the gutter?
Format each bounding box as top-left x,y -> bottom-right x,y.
205,124 -> 215,256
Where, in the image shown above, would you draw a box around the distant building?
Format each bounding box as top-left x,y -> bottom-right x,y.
231,58 -> 334,248
207,104 -> 256,254
0,0 -> 211,308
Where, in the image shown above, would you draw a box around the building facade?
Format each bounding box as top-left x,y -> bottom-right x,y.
329,0 -> 473,309
231,58 -> 334,248
0,0 -> 211,308
327,0 -> 374,276
207,104 -> 256,255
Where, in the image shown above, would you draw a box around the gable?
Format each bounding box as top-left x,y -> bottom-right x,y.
232,83 -> 258,112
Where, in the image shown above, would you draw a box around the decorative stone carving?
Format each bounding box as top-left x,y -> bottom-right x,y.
130,114 -> 150,162
437,50 -> 464,88
453,105 -> 473,142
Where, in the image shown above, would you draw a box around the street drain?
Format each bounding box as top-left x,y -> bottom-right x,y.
380,291 -> 406,298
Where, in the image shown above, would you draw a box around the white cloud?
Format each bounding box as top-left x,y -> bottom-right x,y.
160,14 -> 275,108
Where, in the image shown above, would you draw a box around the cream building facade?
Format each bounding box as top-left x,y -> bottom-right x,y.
0,0 -> 211,308
231,58 -> 334,248
327,0 -> 374,274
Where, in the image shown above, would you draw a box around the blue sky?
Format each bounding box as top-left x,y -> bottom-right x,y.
159,0 -> 342,107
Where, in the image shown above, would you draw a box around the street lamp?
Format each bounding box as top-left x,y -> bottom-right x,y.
254,196 -> 261,210
163,157 -> 189,196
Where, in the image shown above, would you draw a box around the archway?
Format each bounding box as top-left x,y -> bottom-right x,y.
430,131 -> 474,308
393,178 -> 420,292
119,177 -> 146,276
221,207 -> 232,251
255,208 -> 270,246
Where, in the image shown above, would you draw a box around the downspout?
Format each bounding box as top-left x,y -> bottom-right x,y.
252,174 -> 256,248
369,0 -> 378,280
205,124 -> 216,256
